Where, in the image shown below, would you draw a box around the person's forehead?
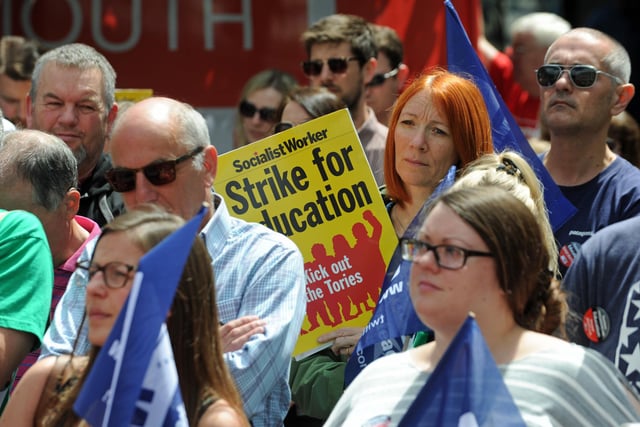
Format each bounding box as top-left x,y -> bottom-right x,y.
375,52 -> 392,72
37,63 -> 104,98
546,34 -> 605,65
309,42 -> 353,58
110,120 -> 182,167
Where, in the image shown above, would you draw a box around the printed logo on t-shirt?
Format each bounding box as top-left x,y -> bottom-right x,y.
362,415 -> 391,427
559,242 -> 581,268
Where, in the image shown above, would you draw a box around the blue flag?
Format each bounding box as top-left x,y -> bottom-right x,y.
74,205 -> 208,426
444,0 -> 576,232
398,315 -> 526,426
344,166 -> 456,387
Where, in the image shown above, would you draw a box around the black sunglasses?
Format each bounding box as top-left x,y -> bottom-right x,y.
536,64 -> 623,88
106,146 -> 204,192
239,100 -> 278,122
274,121 -> 294,134
366,67 -> 399,87
302,57 -> 359,77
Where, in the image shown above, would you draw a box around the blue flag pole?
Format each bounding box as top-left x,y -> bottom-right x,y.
444,0 -> 576,232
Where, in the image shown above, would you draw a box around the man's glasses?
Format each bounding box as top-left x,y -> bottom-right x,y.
302,57 -> 359,77
274,121 -> 294,134
238,100 -> 278,122
76,260 -> 136,289
536,64 -> 623,88
400,238 -> 493,270
105,146 -> 204,193
366,68 -> 399,87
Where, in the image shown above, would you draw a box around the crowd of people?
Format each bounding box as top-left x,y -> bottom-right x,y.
1,6 -> 640,427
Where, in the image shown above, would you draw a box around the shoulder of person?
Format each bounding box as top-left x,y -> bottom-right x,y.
197,398 -> 247,427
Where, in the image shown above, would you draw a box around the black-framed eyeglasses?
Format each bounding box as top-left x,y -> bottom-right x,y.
76,260 -> 136,289
106,146 -> 204,193
366,67 -> 399,87
536,64 -> 623,88
400,238 -> 493,270
273,121 -> 294,134
238,100 -> 278,122
302,57 -> 359,77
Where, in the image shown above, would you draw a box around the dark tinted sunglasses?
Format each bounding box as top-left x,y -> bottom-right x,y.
366,67 -> 399,87
302,57 -> 358,77
106,146 -> 204,192
536,64 -> 623,88
274,121 -> 294,134
239,100 -> 278,122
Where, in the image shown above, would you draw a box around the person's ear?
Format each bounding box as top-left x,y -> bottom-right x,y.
363,57 -> 378,86
397,63 -> 410,88
203,145 -> 218,187
611,83 -> 635,116
64,188 -> 81,220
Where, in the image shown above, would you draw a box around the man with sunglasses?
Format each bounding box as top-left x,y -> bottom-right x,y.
41,97 -> 307,427
538,27 -> 640,277
301,14 -> 388,185
0,129 -> 100,390
26,43 -> 124,227
366,24 -> 409,127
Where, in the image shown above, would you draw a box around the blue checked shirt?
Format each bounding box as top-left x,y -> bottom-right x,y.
41,194 -> 307,426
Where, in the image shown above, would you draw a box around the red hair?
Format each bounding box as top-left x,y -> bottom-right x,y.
384,68 -> 493,203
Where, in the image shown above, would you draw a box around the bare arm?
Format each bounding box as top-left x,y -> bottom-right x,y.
219,315 -> 265,353
0,356 -> 56,426
0,328 -> 34,388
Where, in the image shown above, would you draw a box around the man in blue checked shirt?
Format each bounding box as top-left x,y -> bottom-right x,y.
40,96 -> 307,427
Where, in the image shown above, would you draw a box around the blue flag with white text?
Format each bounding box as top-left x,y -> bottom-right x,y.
344,166 -> 456,387
74,206 -> 208,426
445,0 -> 576,232
398,315 -> 526,426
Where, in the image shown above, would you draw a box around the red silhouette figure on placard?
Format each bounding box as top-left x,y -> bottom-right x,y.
303,243 -> 335,333
349,210 -> 384,313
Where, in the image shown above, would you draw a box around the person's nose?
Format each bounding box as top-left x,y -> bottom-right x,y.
133,171 -> 158,204
58,104 -> 79,125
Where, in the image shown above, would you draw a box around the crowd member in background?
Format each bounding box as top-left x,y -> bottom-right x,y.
326,186 -> 640,426
41,96 -> 306,427
479,12 -> 571,139
0,36 -> 42,128
0,130 -> 100,390
286,70 -> 493,425
232,69 -> 297,148
538,28 -> 640,276
27,43 -> 124,227
607,110 -> 640,167
1,207 -> 249,426
366,24 -> 409,127
273,85 -> 345,134
301,14 -> 387,185
0,208 -> 52,414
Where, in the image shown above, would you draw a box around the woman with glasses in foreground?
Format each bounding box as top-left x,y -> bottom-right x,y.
1,206 -> 249,427
325,185 -> 640,426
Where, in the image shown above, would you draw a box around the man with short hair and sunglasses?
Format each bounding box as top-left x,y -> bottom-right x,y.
301,14 -> 387,185
0,129 -> 100,391
366,24 -> 409,127
538,27 -> 640,278
26,43 -> 124,227
41,96 -> 307,427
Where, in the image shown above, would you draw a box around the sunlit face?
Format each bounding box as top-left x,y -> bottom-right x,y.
27,63 -> 117,181
307,42 -> 363,110
109,102 -> 216,221
409,202 -> 498,333
394,89 -> 459,198
366,52 -> 399,123
281,101 -> 312,126
540,33 -> 620,137
0,73 -> 30,128
85,232 -> 144,346
242,87 -> 283,143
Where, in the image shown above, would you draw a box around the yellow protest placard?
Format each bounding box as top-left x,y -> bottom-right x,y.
217,109 -> 396,358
